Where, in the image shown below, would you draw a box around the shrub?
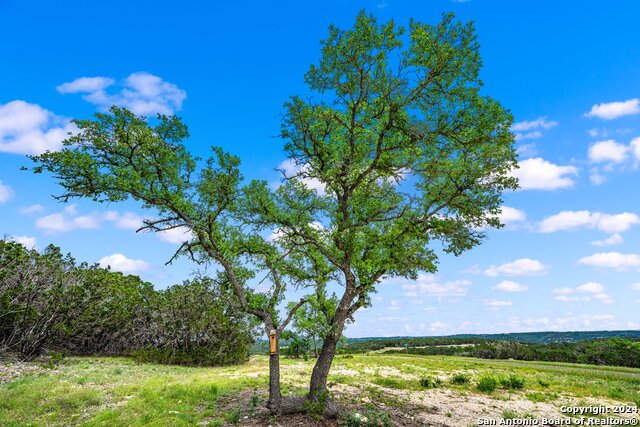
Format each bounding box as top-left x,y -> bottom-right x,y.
501,374 -> 525,390
537,378 -> 550,388
0,240 -> 253,366
450,373 -> 471,385
419,376 -> 443,388
477,375 -> 498,393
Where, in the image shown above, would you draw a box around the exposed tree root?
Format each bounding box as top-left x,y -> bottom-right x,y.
271,396 -> 342,418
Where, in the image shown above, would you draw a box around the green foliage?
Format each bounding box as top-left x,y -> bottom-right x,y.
450,373 -> 471,385
419,376 -> 442,388
29,11 -> 519,404
241,11 -> 518,394
476,375 -> 498,393
0,240 -> 252,365
288,287 -> 339,357
502,410 -> 517,419
537,378 -> 550,388
225,408 -> 241,425
304,391 -> 329,418
134,277 -> 253,366
280,330 -> 311,359
500,374 -> 525,390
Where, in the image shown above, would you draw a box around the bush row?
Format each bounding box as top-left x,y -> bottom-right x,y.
0,240 -> 252,365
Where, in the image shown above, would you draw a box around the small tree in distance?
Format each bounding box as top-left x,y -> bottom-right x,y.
288,287 -> 339,358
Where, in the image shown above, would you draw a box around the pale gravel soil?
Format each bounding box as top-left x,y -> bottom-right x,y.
0,357 -> 56,384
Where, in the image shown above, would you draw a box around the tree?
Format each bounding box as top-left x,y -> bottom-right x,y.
243,11 -> 518,405
30,10 -> 517,416
29,108 -> 319,414
288,287 -> 339,357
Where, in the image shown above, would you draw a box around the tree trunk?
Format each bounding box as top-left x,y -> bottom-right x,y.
267,349 -> 283,414
308,331 -> 340,401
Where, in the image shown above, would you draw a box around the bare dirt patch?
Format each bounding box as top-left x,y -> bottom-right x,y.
0,357 -> 54,385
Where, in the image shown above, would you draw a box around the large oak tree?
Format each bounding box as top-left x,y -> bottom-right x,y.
243,11 -> 518,403
30,11 -> 517,415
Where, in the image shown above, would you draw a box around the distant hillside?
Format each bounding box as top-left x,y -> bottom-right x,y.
251,330 -> 640,355
343,330 -> 640,345
444,330 -> 640,344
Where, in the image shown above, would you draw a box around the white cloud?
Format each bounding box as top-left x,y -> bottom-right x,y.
0,181 -> 13,203
588,128 -> 608,138
630,283 -> 640,291
485,258 -> 548,277
593,293 -> 614,304
515,131 -> 542,141
589,168 -> 606,185
510,158 -> 578,190
483,299 -> 513,309
497,206 -> 526,225
552,282 -> 612,303
56,76 -> 114,94
551,287 -> 574,295
276,159 -> 327,196
539,210 -> 640,234
428,321 -> 449,332
35,205 -> 150,234
156,226 -> 194,244
512,117 -> 557,143
591,233 -> 624,247
512,117 -> 557,132
98,253 -> 149,274
516,143 -> 537,158
391,274 -> 471,299
586,98 -> 640,120
57,72 -> 186,116
7,235 -> 37,249
36,205 -> 102,232
555,295 -> 591,303
18,204 -> 44,214
554,314 -> 616,329
598,213 -> 640,233
631,137 -> 640,161
492,280 -> 528,292
588,140 -> 629,163
0,100 -> 76,155
113,212 -> 144,230
575,282 -> 605,293
578,252 -> 640,270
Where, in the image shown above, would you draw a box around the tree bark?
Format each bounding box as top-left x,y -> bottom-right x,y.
267,349 -> 283,414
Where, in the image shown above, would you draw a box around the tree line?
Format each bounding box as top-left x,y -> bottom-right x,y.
0,239 -> 253,365
375,338 -> 640,368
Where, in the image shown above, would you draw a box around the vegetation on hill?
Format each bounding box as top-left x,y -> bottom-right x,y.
334,335 -> 640,369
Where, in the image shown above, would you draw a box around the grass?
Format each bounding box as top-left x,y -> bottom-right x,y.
1,354 -> 639,425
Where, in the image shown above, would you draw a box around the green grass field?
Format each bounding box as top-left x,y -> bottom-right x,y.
1,354 -> 639,426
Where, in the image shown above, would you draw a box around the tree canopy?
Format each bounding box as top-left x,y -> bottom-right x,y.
242,11 -> 518,400
29,10 -> 517,415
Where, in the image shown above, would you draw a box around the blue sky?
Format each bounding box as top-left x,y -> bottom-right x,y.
2,0 -> 640,338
